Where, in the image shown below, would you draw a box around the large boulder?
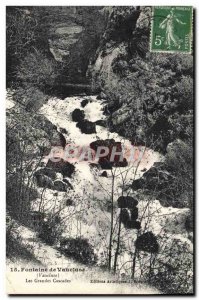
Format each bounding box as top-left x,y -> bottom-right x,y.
98,158 -> 113,170
126,220 -> 141,229
81,98 -> 92,108
90,139 -> 128,168
35,174 -> 54,189
120,208 -> 140,229
53,180 -> 69,192
132,162 -> 171,191
71,109 -> 85,122
63,178 -> 73,189
117,196 -> 138,208
34,167 -> 57,180
46,159 -> 75,178
131,177 -> 145,190
120,208 -> 130,225
90,139 -> 115,151
76,119 -> 96,134
135,232 -> 159,253
99,171 -> 108,177
95,119 -> 107,127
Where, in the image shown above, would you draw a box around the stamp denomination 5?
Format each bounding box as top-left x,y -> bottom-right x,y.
150,6 -> 193,53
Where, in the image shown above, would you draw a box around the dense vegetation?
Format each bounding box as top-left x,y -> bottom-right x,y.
6,6 -> 194,295
89,6 -> 194,223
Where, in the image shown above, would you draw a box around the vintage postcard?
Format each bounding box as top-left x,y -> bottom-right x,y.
6,6 -> 194,295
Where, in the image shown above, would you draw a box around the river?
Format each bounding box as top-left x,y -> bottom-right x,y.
6,92 -> 192,278
34,95 -> 191,275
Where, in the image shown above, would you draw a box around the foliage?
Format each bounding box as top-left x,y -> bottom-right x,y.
110,57 -> 193,150
164,139 -> 193,208
132,139 -> 193,208
6,6 -> 194,294
100,7 -> 140,46
151,238 -> 193,294
13,85 -> 48,112
6,215 -> 40,263
59,237 -> 97,265
173,76 -> 193,111
135,232 -> 159,253
93,19 -> 194,152
38,215 -> 64,245
7,172 -> 39,219
6,108 -> 53,221
16,50 -> 60,89
6,7 -> 48,84
6,137 -> 38,221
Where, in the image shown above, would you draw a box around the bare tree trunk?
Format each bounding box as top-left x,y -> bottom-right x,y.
113,208 -> 122,273
132,248 -> 137,280
148,252 -> 153,284
108,173 -> 115,272
38,188 -> 46,213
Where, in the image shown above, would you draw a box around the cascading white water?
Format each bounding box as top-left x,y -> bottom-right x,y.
38,96 -> 191,254
40,96 -> 191,233
39,95 -> 162,192
6,92 -> 192,280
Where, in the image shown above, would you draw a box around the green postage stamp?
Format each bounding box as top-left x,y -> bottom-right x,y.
150,6 -> 193,53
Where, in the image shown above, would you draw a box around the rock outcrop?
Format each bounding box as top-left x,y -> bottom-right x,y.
46,159 -> 75,178
90,139 -> 128,168
89,7 -> 193,152
132,138 -> 193,209
76,119 -> 96,134
41,7 -> 107,84
71,108 -> 85,122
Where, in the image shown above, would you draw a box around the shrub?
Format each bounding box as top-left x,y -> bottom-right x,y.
112,59 -> 129,77
151,238 -> 193,294
135,232 -> 159,253
16,50 -> 59,88
38,215 -> 63,246
6,7 -> 49,85
164,139 -> 193,208
13,85 -> 48,112
131,139 -> 193,208
6,216 -> 40,264
174,76 -> 193,111
6,172 -> 34,220
59,237 -> 97,265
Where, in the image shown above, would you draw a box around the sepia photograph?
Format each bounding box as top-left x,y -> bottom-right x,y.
6,5 -> 194,295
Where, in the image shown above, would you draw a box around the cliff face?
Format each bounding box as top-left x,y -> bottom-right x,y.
40,6 -> 107,84
6,6 -> 107,86
88,7 -> 149,97
89,7 -> 193,152
87,6 -> 193,216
